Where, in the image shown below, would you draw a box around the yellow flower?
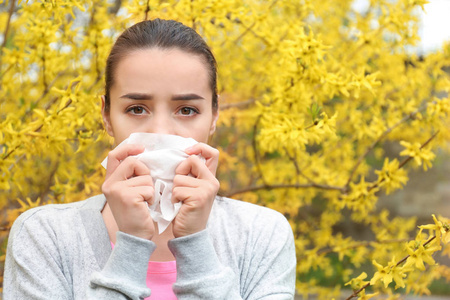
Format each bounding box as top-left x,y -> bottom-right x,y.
370,256 -> 408,290
375,158 -> 408,195
404,243 -> 437,271
342,177 -> 378,217
427,97 -> 450,118
370,259 -> 393,288
399,141 -> 435,170
390,264 -> 407,289
420,214 -> 450,245
345,272 -> 369,290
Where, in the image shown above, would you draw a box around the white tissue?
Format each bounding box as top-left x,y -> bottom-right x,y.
101,133 -> 202,234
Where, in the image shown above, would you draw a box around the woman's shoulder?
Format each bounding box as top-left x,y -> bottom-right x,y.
210,196 -> 292,234
213,195 -> 287,217
9,195 -> 106,237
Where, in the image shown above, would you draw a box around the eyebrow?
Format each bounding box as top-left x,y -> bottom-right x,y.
172,93 -> 205,101
120,93 -> 152,100
120,93 -> 205,101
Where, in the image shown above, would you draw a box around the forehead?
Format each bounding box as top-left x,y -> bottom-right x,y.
112,48 -> 211,94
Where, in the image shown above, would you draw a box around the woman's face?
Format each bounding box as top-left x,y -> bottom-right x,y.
102,48 -> 218,145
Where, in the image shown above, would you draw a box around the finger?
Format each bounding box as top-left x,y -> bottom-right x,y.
171,184 -> 217,205
185,143 -> 219,175
106,144 -> 145,178
171,186 -> 195,204
132,186 -> 155,204
173,174 -> 200,188
176,155 -> 215,180
125,174 -> 154,187
108,157 -> 150,182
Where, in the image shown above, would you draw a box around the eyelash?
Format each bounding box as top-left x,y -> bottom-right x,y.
126,106 -> 147,115
125,106 -> 200,116
177,107 -> 199,116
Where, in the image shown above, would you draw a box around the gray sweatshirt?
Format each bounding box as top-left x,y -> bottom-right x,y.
4,195 -> 296,299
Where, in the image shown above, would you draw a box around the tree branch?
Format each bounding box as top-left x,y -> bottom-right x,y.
396,235 -> 436,267
252,114 -> 267,186
285,148 -> 301,184
367,130 -> 439,192
318,238 -> 409,256
221,0 -> 279,47
144,0 -> 150,21
345,102 -> 430,189
2,145 -> 19,161
224,182 -> 345,198
220,98 -> 255,110
397,130 -> 439,169
345,235 -> 437,300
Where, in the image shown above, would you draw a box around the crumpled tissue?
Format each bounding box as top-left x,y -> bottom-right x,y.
101,133 -> 202,234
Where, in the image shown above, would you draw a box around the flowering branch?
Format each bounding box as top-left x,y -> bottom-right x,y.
345,235 -> 437,300
318,238 -> 409,256
221,0 -> 279,47
397,131 -> 439,170
224,182 -> 345,198
367,131 -> 439,192
345,102 -> 434,190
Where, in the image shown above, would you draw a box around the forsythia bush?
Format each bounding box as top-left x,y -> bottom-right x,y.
1,0 -> 450,298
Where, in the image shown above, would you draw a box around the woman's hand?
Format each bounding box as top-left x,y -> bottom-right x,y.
102,144 -> 156,240
171,143 -> 220,238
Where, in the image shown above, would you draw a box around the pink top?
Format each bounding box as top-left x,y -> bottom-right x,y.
145,260 -> 177,299
110,242 -> 177,299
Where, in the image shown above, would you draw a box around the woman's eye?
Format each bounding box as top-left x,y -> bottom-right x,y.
127,106 -> 145,115
178,107 -> 198,116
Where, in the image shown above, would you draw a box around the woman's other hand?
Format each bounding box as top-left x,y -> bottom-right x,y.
102,144 -> 156,240
171,143 -> 220,238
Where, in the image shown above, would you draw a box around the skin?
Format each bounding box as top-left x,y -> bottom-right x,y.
101,48 -> 219,261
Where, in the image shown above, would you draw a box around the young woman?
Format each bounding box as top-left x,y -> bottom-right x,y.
4,19 -> 296,299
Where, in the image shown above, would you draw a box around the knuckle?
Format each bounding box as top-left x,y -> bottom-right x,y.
108,146 -> 121,157
102,180 -> 120,195
124,156 -> 137,164
172,187 -> 180,200
187,155 -> 197,163
144,175 -> 154,184
101,182 -> 110,195
206,178 -> 220,191
107,151 -> 115,161
146,185 -> 154,195
212,178 -> 220,190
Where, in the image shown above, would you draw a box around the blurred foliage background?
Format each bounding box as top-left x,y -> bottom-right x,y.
1,0 -> 450,298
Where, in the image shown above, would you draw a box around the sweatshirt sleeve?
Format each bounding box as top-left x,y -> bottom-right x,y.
4,209 -> 154,300
168,229 -> 241,299
88,231 -> 154,299
167,212 -> 296,300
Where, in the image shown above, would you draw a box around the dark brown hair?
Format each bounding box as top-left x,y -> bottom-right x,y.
104,19 -> 218,112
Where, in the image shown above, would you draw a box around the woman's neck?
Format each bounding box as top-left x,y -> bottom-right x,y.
101,203 -> 175,262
